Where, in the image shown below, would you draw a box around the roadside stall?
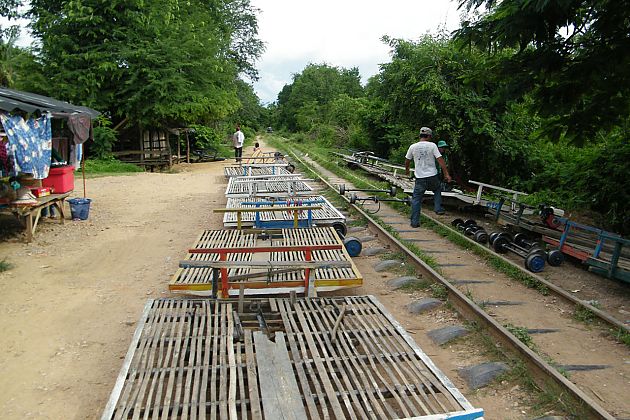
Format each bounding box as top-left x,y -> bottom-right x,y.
0,87 -> 100,241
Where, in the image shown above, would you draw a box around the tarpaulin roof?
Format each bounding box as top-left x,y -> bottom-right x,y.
0,87 -> 100,118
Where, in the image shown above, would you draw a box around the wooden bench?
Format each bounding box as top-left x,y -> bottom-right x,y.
3,192 -> 71,242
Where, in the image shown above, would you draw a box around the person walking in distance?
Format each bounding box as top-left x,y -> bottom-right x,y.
233,125 -> 245,162
405,127 -> 451,227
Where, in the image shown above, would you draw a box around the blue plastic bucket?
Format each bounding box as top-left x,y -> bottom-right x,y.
68,198 -> 92,220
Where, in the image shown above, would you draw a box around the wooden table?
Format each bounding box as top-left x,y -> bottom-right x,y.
5,192 -> 71,242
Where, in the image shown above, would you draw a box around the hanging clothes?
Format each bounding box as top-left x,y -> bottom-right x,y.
0,112 -> 52,179
67,112 -> 92,144
0,138 -> 14,176
69,143 -> 83,167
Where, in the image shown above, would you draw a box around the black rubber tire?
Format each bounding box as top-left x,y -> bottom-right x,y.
451,218 -> 464,227
332,222 -> 347,238
493,236 -> 509,253
547,249 -> 564,266
513,233 -> 529,248
474,230 -> 488,244
528,247 -> 547,258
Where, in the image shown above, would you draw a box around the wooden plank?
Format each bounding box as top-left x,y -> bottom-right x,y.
359,296 -> 464,411
344,297 -> 438,415
253,332 -> 307,420
244,331 -> 262,419
276,300 -> 320,418
218,304 -> 228,419
227,305 -> 238,420
209,302 -> 220,420
160,300 -> 189,420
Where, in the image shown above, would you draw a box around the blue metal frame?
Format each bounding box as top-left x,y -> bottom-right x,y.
247,200 -> 317,229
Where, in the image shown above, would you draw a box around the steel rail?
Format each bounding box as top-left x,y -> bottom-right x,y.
288,149 -> 616,420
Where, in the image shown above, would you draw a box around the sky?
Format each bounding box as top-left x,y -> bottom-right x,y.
250,0 -> 464,104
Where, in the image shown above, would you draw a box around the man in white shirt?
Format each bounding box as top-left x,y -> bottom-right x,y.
232,125 -> 245,162
405,127 -> 451,227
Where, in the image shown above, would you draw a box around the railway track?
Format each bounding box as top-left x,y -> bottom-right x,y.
281,145 -> 630,419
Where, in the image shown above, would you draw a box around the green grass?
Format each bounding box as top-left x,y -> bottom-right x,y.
504,323 -> 536,349
82,158 -> 145,175
430,283 -> 448,300
399,279 -> 432,292
0,259 -> 11,272
612,327 -> 630,346
573,305 -> 598,323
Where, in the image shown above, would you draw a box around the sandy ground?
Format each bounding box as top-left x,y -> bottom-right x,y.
0,162 -> 225,419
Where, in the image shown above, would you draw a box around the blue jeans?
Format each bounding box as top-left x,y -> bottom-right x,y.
410,174 -> 442,227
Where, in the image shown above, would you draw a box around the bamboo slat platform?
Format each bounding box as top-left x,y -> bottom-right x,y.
225,175 -> 313,197
222,196 -> 345,229
170,227 -> 362,296
224,165 -> 290,178
102,296 -> 483,420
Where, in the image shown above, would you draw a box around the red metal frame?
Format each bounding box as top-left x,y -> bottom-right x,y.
188,244 -> 343,297
542,237 -> 590,262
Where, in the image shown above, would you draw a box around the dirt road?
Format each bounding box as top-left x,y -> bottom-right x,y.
0,162 -> 227,418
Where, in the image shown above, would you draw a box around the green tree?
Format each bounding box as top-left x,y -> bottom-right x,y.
455,0 -> 630,140
365,35 -> 536,184
276,63 -> 364,131
3,0 -> 263,130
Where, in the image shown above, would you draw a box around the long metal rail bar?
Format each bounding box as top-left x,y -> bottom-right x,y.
288,149 -> 617,420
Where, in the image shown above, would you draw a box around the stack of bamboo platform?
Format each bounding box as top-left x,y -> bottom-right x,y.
102,151 -> 483,419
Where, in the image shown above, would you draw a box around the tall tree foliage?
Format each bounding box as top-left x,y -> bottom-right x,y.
276,63 -> 364,131
455,0 -> 630,140
2,0 -> 264,128
365,36 -> 536,184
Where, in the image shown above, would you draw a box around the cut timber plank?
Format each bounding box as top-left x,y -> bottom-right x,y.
253,332 -> 307,420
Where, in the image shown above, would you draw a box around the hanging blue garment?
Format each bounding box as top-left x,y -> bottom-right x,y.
0,113 -> 52,179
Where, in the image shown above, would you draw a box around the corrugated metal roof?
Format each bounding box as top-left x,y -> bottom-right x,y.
0,87 -> 100,118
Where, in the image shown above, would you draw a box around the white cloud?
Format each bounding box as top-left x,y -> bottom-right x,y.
252,0 -> 463,103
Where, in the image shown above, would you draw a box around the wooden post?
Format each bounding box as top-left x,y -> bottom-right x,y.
166,130 -> 172,168
81,149 -> 86,198
185,130 -> 190,164
139,127 -> 145,167
238,284 -> 245,313
220,252 -> 228,298
177,132 -> 181,162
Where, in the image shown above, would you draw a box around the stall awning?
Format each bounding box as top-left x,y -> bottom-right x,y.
0,87 -> 100,118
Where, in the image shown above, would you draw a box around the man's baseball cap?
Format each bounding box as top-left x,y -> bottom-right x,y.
419,127 -> 433,135
437,140 -> 449,148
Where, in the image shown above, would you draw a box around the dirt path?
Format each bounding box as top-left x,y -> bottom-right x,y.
0,162 -> 227,419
